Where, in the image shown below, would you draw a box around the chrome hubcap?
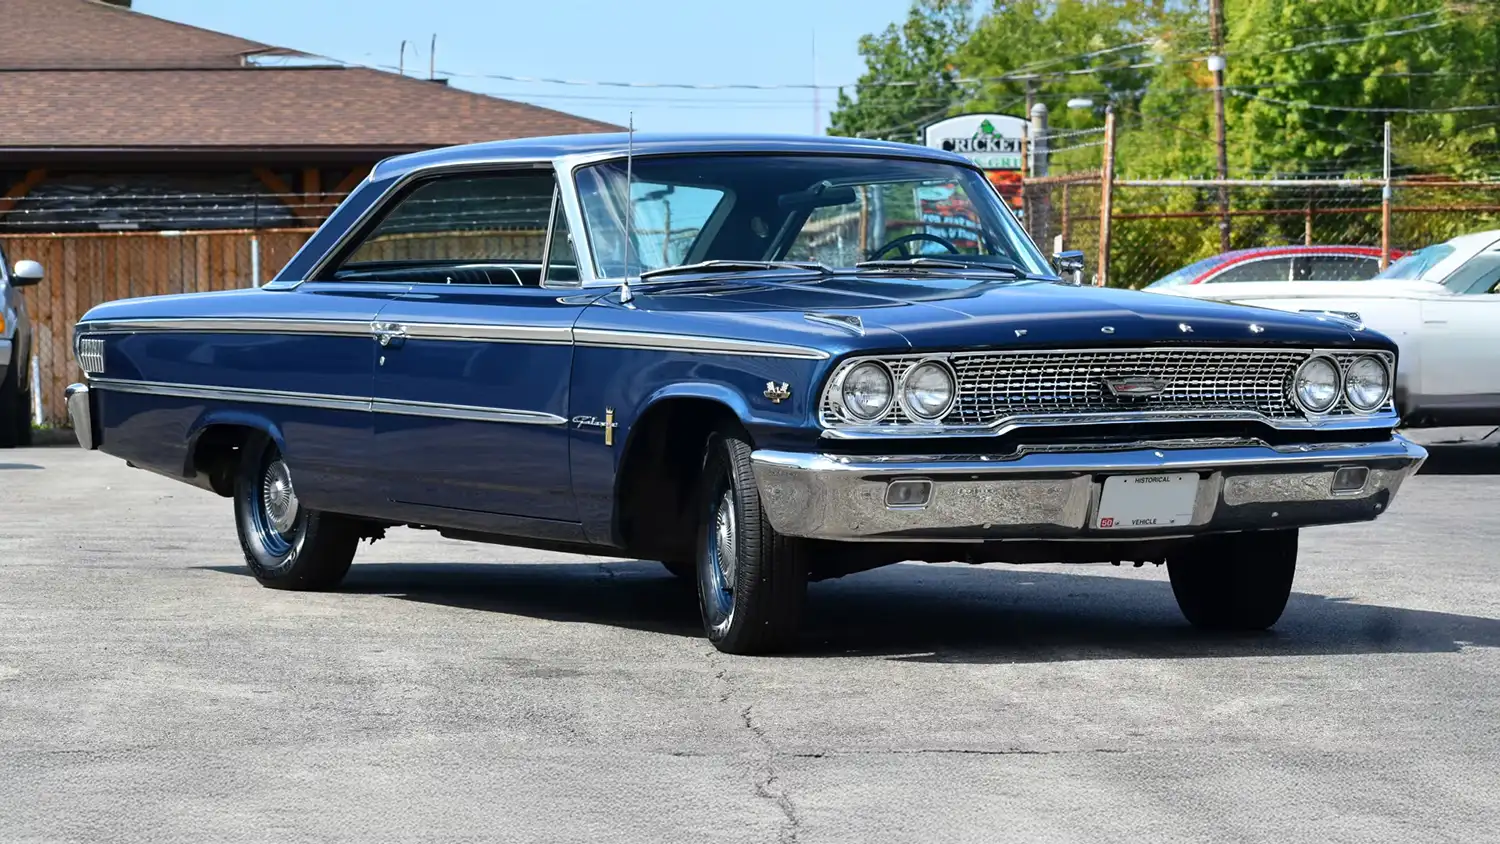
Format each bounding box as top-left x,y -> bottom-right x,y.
261,460 -> 299,536
714,489 -> 737,593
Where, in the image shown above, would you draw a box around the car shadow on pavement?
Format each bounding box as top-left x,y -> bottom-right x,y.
202,560 -> 1500,663
0,463 -> 44,470
1416,443 -> 1500,476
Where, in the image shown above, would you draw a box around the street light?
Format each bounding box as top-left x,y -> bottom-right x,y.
1066,97 -> 1095,110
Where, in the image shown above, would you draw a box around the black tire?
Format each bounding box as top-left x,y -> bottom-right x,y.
660,560 -> 694,579
234,434 -> 359,591
0,363 -> 25,448
694,426 -> 808,654
1167,530 -> 1298,630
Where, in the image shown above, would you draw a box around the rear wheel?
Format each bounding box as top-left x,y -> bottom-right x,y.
234,434 -> 359,590
1167,530 -> 1298,630
695,426 -> 807,654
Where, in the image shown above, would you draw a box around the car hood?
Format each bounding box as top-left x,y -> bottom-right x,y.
629,274 -> 1380,351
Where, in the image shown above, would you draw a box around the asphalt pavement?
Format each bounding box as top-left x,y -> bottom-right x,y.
2,444 -> 1498,843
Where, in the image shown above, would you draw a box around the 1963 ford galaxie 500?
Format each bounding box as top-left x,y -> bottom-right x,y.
66,133 -> 1427,653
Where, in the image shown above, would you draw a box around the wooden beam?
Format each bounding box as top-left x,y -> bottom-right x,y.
0,169 -> 48,215
253,167 -> 319,221
329,166 -> 370,199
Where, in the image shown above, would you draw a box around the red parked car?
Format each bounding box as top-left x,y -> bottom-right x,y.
1145,246 -> 1405,288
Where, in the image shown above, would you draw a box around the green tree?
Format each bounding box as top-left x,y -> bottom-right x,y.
827,0 -> 975,142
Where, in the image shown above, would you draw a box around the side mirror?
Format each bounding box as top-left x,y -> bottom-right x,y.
10,260 -> 44,287
1053,250 -> 1085,285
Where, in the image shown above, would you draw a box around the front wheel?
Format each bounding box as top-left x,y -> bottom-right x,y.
234,434 -> 359,590
695,427 -> 808,655
1167,530 -> 1298,630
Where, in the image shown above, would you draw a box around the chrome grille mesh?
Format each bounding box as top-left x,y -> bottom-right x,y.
76,337 -> 105,374
820,347 -> 1394,429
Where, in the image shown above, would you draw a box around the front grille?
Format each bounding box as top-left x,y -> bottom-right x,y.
820,347 -> 1394,429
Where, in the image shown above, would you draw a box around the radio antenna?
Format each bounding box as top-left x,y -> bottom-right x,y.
620,112 -> 636,305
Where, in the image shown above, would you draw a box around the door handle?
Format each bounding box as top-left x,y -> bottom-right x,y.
373,322 -> 407,348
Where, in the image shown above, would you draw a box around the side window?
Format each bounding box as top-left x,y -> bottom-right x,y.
329,171 -> 557,286
544,203 -> 579,285
1293,255 -> 1380,281
1444,251 -> 1500,295
1207,257 -> 1293,283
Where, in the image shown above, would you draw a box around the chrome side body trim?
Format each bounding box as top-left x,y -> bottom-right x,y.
573,328 -> 831,360
75,319 -> 819,358
77,318 -> 374,336
87,378 -> 566,426
370,398 -> 566,426
91,377 -> 371,413
398,321 -> 574,345
750,437 -> 1427,541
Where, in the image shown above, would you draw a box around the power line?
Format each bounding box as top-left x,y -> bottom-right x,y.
1230,90 -> 1500,114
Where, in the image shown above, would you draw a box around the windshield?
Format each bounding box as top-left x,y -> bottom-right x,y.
1375,243 -> 1455,281
573,154 -> 1052,280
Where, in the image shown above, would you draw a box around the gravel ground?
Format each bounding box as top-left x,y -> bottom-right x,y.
2,445 -> 1497,843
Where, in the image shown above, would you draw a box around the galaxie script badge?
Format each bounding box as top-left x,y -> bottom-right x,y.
573,408 -> 619,446
1102,375 -> 1169,398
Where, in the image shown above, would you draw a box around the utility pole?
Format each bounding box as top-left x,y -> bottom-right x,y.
1097,105 -> 1117,287
1209,0 -> 1231,253
1030,102 -> 1051,247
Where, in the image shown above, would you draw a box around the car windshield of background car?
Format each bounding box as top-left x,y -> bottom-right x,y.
1144,255 -> 1225,288
574,154 -> 1051,280
1376,243 -> 1457,281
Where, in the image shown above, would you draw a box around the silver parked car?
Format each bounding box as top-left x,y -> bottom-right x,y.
0,241 -> 44,447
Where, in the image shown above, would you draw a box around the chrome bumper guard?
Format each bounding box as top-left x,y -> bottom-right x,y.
750,437 -> 1428,542
65,383 -> 96,450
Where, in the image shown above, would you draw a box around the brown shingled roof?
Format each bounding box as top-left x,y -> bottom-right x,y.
0,0 -> 619,153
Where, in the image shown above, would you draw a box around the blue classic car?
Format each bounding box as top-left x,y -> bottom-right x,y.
66,133 -> 1426,653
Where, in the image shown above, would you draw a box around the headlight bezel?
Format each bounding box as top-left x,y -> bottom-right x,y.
899,358 -> 958,421
1291,355 -> 1342,415
835,360 -> 895,422
1343,354 -> 1393,413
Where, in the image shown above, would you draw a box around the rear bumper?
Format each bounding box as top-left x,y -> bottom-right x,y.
65,382 -> 96,450
750,437 -> 1427,542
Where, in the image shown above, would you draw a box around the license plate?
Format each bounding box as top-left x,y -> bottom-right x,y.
1094,473 -> 1200,530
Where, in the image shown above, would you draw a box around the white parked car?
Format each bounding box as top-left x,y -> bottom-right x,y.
1152,230 -> 1500,427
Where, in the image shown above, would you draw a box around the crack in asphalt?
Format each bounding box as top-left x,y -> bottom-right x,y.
704,649 -> 801,843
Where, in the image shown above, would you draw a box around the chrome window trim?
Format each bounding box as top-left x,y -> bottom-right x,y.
572,327 -> 830,360
88,377 -> 567,426
397,321 -> 573,345
818,346 -> 1400,437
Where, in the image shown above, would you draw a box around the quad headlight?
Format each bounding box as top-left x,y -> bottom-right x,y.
900,360 -> 957,421
837,361 -> 894,421
1344,355 -> 1392,412
1293,356 -> 1341,414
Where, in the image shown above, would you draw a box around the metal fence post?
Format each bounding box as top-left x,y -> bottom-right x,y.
31,354 -> 42,427
1381,121 -> 1393,269
1096,107 -> 1116,287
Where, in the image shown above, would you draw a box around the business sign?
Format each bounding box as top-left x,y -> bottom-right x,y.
923,113 -> 1028,209
923,113 -> 1027,171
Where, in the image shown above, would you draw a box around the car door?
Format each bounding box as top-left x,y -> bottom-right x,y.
329,167 -> 593,521
1417,249 -> 1500,407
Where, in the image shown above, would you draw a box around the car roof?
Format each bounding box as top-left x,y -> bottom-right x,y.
1214,245 -> 1393,260
371,132 -> 976,180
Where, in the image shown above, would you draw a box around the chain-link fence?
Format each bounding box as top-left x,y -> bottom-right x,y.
1021,177 -> 1500,288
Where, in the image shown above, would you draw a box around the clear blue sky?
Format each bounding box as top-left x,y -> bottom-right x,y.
136,0 -> 914,134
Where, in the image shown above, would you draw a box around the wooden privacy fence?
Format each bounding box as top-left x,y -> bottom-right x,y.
3,229 -> 315,426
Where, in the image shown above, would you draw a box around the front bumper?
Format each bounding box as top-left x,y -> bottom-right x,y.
65,383 -> 96,450
750,437 -> 1427,541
